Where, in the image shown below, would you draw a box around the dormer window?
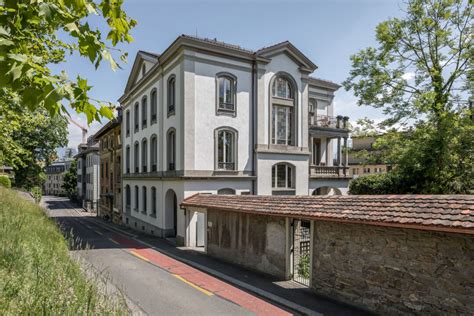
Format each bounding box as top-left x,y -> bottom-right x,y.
216,73 -> 236,114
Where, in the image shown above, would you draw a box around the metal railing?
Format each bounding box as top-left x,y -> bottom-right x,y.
309,114 -> 349,129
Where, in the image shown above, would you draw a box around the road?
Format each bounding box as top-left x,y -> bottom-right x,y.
43,196 -> 293,316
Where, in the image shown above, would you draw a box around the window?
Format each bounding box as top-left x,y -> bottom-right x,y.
134,142 -> 139,173
142,138 -> 148,172
216,128 -> 236,170
167,76 -> 175,116
134,102 -> 139,132
151,135 -> 158,172
217,74 -> 236,114
217,188 -> 236,195
142,186 -> 147,213
271,76 -> 296,146
142,63 -> 146,76
125,185 -> 131,208
125,146 -> 130,173
167,129 -> 176,170
272,163 -> 295,195
151,187 -> 157,216
151,89 -> 157,124
141,96 -> 147,128
134,185 -> 139,211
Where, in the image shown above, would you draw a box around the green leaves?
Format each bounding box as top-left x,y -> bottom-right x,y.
0,0 -> 136,126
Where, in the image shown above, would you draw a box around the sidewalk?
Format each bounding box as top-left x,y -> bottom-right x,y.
90,217 -> 370,316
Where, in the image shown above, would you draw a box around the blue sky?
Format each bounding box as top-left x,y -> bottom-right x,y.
59,0 -> 404,151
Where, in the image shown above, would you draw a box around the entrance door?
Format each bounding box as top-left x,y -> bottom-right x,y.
312,139 -> 321,165
196,212 -> 205,247
291,219 -> 311,286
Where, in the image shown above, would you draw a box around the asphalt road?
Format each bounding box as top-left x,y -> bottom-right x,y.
44,196 -> 290,316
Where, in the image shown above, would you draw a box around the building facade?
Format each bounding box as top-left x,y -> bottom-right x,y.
119,35 -> 350,245
348,135 -> 392,177
94,113 -> 123,223
43,161 -> 72,196
76,139 -> 100,211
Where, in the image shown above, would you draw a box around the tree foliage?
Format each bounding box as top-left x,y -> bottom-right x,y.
62,159 -> 77,200
0,0 -> 136,123
344,0 -> 473,194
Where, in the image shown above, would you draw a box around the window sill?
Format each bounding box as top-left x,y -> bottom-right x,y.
167,111 -> 175,118
216,109 -> 236,117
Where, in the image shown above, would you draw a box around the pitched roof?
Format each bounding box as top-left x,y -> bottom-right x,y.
181,194 -> 474,234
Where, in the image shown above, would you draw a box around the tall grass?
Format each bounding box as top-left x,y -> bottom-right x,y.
0,187 -> 127,315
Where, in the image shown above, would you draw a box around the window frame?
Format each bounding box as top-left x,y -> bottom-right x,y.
214,127 -> 238,171
142,186 -> 147,214
141,95 -> 147,129
271,163 -> 295,195
215,72 -> 237,116
150,88 -> 158,124
125,145 -> 130,174
167,128 -> 176,171
134,185 -> 139,211
134,102 -> 139,133
150,134 -> 158,172
151,186 -> 157,216
167,76 -> 176,117
134,141 -> 139,173
141,138 -> 148,173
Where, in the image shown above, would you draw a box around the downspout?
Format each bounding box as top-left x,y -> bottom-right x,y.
251,56 -> 257,195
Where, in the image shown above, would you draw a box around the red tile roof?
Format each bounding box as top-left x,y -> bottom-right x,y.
181,195 -> 474,234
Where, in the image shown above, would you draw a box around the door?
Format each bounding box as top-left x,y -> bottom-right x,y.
291,219 -> 311,286
196,212 -> 205,247
312,139 -> 321,165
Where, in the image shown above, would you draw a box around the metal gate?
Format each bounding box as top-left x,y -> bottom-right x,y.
292,220 -> 311,286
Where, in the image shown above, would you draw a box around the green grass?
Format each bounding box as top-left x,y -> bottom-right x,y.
0,187 -> 127,315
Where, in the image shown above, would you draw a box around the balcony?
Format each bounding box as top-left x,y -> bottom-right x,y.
309,114 -> 349,130
310,165 -> 350,178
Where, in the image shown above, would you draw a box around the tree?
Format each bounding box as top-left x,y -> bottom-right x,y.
0,0 -> 136,123
62,160 -> 77,200
344,0 -> 473,194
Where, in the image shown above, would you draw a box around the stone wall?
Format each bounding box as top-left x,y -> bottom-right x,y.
311,221 -> 474,315
206,209 -> 287,278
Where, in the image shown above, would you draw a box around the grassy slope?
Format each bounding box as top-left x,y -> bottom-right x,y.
0,187 -> 126,315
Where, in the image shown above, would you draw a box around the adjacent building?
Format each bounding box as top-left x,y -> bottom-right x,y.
348,135 -> 392,177
76,138 -> 100,211
118,35 -> 350,245
93,112 -> 123,223
43,160 -> 72,195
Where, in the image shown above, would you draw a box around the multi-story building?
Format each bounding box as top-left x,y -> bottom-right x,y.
93,112 -> 123,223
76,138 -> 100,211
349,135 -> 392,177
43,161 -> 72,195
119,35 -> 350,245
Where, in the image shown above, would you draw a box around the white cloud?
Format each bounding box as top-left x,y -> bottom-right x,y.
402,72 -> 415,81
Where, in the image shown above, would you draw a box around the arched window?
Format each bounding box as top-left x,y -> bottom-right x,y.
141,138 -> 148,172
167,76 -> 175,116
151,187 -> 157,215
216,73 -> 236,114
125,109 -> 130,137
217,188 -> 236,195
134,141 -> 139,173
142,63 -> 146,76
134,102 -> 139,132
271,75 -> 296,146
215,128 -> 237,171
125,185 -> 131,208
142,186 -> 147,213
150,135 -> 158,172
141,96 -> 147,128
125,146 -> 130,173
167,129 -> 176,171
271,163 -> 295,195
134,185 -> 139,211
150,88 -> 157,124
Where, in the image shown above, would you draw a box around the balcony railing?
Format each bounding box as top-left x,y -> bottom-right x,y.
310,165 -> 349,177
309,114 -> 349,130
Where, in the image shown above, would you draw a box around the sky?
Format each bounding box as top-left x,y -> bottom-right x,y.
57,0 -> 405,153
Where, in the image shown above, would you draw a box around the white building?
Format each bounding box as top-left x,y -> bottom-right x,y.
76,141 -> 100,211
119,35 -> 350,245
43,160 -> 72,196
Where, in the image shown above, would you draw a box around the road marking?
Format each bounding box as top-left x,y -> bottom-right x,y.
173,274 -> 213,296
109,238 -> 120,245
130,250 -> 150,262
94,230 -> 103,235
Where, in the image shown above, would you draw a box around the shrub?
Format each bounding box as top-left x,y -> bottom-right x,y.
30,186 -> 42,204
0,175 -> 11,188
349,173 -> 399,195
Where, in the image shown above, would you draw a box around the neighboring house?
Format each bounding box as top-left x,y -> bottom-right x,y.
93,111 -> 123,223
119,35 -> 350,245
348,135 -> 392,177
43,160 -> 72,195
76,138 -> 100,211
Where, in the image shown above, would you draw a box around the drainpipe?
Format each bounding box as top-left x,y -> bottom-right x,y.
251,56 -> 257,195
